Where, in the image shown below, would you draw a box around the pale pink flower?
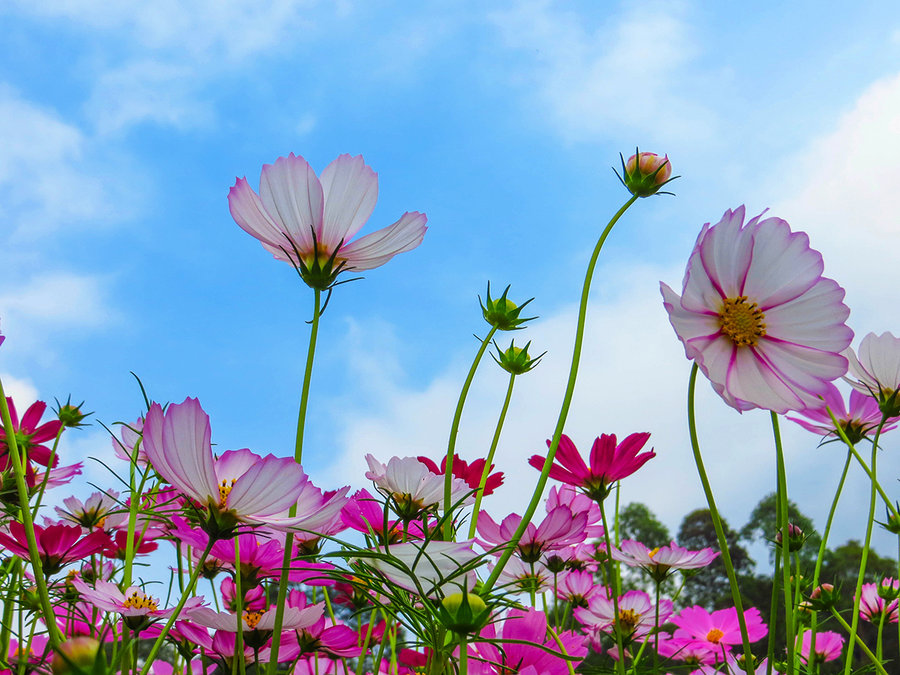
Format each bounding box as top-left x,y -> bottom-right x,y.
661,206 -> 852,413
56,490 -> 122,530
845,332 -> 900,414
611,540 -> 718,582
189,604 -> 323,634
555,569 -> 607,607
477,505 -> 588,562
528,432 -> 654,501
365,454 -> 472,519
800,630 -> 844,664
472,609 -> 585,675
111,417 -> 147,466
229,153 -> 427,289
575,589 -> 672,641
490,556 -> 553,594
141,398 -> 307,535
786,383 -> 897,443
72,578 -> 203,622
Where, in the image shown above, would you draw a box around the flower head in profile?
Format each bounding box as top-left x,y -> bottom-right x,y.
661,206 -> 853,414
611,540 -> 718,583
364,454 -> 472,520
528,432 -> 654,502
800,630 -> 844,664
229,153 -> 427,290
142,397 -> 307,538
786,383 -> 896,444
845,332 -> 900,416
857,580 -> 899,623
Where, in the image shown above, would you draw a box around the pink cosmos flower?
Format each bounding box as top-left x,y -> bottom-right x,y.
528,433 -> 654,502
471,609 -> 586,675
142,398 -> 307,537
800,630 -> 844,664
545,485 -> 605,539
670,605 -> 767,657
111,417 -> 147,466
221,577 -> 267,612
490,557 -> 553,594
72,578 -> 204,630
56,490 -> 122,530
477,505 -> 588,562
365,454 -> 473,519
845,332 -> 900,414
190,603 -> 324,650
0,398 -> 63,467
0,521 -> 111,575
555,569 -> 606,607
229,153 -> 427,290
611,540 -> 719,583
341,488 -> 423,543
857,580 -> 899,622
575,589 -> 673,641
786,383 -> 897,443
661,206 -> 853,414
282,590 -> 361,658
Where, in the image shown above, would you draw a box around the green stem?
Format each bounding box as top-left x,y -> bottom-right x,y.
483,194 -> 638,592
600,500 -> 625,675
28,427 -> 63,520
0,378 -> 64,646
459,634 -> 467,675
140,538 -> 216,675
829,607 -> 889,675
234,537 -> 246,675
843,416 -> 887,675
766,555 -> 779,675
686,364 -> 755,673
877,610 -> 886,663
771,413 -> 795,673
468,371 -> 516,539
807,449 -> 852,674
269,288 -> 322,671
443,326 -> 498,539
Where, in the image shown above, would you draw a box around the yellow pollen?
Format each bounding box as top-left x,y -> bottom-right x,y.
648,547 -> 660,558
618,608 -> 641,631
718,296 -> 766,347
243,610 -> 264,630
706,628 -> 725,644
123,589 -> 158,612
218,478 -> 237,508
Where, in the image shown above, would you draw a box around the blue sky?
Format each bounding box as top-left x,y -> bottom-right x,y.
2,1 -> 900,560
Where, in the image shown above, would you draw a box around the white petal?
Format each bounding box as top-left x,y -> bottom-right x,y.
319,154 -> 378,249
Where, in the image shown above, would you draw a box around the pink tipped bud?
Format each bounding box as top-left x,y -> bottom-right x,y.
775,523 -> 805,552
52,637 -> 101,675
620,150 -> 673,197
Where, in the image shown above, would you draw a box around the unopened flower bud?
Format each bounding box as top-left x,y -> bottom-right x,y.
52,637 -> 102,675
775,523 -> 805,552
617,149 -> 675,197
492,340 -> 545,375
480,283 -> 536,331
808,583 -> 839,611
439,591 -> 490,635
878,578 -> 900,601
54,396 -> 91,429
880,508 -> 900,535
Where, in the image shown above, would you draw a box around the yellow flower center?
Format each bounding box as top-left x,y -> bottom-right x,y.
718,296 -> 766,347
243,610 -> 264,630
706,628 -> 725,644
123,589 -> 158,612
618,608 -> 641,632
648,547 -> 660,558
218,478 -> 237,508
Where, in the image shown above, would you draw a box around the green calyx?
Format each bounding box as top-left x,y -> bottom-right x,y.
54,396 -> 92,429
479,283 -> 536,331
491,339 -> 545,375
438,589 -> 490,635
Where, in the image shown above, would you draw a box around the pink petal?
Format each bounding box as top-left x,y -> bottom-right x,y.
742,217 -> 823,309
338,211 -> 427,271
258,154 -> 324,247
227,455 -> 306,517
319,154 -> 378,249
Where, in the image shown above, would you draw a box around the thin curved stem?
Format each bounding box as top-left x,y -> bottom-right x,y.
469,371 -> 516,539
269,288 -> 322,671
483,194 -> 638,592
771,412 -> 795,673
600,504 -> 625,675
444,326 -> 498,539
686,364 -> 755,673
829,607 -> 889,675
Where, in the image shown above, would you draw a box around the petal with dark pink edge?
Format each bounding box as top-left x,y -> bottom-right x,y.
258,154 -> 324,247
319,154 -> 378,249
227,455 -> 305,517
338,211 -> 427,271
755,340 -> 848,396
142,399 -> 219,505
726,348 -> 806,414
691,207 -> 754,303
763,278 -> 852,350
660,283 -> 721,361
228,177 -> 290,250
743,218 -> 823,308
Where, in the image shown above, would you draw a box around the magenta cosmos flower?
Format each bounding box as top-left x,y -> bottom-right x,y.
575,589 -> 673,642
142,398 -> 307,538
661,206 -> 853,414
528,432 -> 654,502
671,605 -> 767,656
786,383 -> 897,444
0,521 -> 110,575
857,580 -> 899,623
800,630 -> 844,664
0,398 -> 63,468
229,153 -> 427,290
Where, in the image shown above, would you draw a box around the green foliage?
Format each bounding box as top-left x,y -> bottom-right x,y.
618,502 -> 671,548
739,491 -> 822,569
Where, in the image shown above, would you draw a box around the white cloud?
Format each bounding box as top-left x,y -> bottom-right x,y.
0,86 -> 126,236
489,0 -> 718,145
0,373 -> 39,408
0,273 -> 115,329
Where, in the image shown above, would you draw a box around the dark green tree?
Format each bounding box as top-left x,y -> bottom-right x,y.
739,491 -> 822,569
618,502 -> 671,547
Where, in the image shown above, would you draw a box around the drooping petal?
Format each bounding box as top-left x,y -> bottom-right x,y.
228,177 -> 291,251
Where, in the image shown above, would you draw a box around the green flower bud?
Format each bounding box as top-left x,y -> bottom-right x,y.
438,591 -> 490,635
615,148 -> 677,197
480,283 -> 536,331
52,637 -> 103,675
55,396 -> 91,429
807,583 -> 839,611
491,340 -> 545,375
